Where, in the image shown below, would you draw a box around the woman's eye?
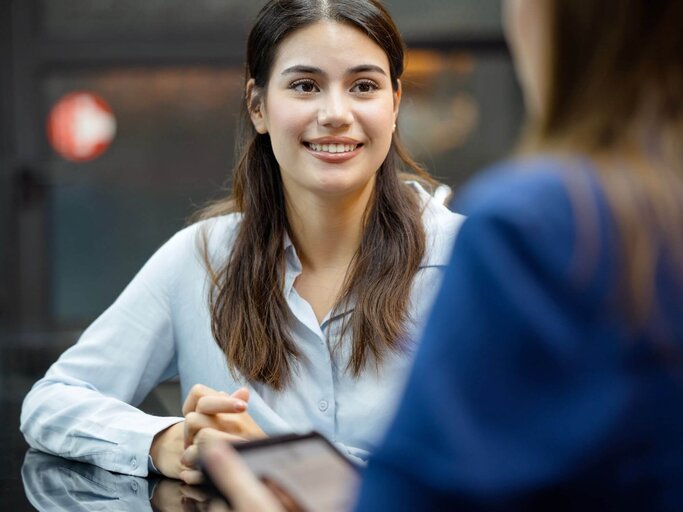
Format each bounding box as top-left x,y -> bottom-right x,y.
290,80 -> 318,93
352,80 -> 379,94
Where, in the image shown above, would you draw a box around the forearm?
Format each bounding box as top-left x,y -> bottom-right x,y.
21,378 -> 182,477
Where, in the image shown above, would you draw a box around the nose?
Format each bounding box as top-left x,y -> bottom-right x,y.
317,89 -> 353,128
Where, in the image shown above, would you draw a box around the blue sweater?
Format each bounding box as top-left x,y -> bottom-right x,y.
355,157 -> 683,511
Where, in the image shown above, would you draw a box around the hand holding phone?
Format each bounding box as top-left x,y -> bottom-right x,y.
201,432 -> 360,512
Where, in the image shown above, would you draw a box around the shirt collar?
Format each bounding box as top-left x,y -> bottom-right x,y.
281,182 -> 462,322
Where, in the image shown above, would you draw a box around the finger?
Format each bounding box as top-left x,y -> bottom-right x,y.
183,384 -> 221,416
196,395 -> 247,415
195,427 -> 248,447
202,442 -> 283,511
186,411 -> 252,449
181,444 -> 200,468
231,387 -> 250,402
185,411 -> 221,448
180,469 -> 205,485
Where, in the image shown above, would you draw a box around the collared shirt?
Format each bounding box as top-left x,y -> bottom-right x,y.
20,183 -> 464,477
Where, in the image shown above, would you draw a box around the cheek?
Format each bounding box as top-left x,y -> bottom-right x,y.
268,106 -> 308,140
358,98 -> 396,141
504,0 -> 544,85
264,107 -> 311,166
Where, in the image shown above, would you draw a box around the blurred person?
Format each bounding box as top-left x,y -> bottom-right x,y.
20,0 -> 463,484
203,0 -> 683,510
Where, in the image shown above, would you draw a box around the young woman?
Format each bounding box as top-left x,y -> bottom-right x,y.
204,0 -> 683,510
20,0 -> 463,483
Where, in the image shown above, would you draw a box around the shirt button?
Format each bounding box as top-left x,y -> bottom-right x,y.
318,400 -> 329,412
131,457 -> 138,469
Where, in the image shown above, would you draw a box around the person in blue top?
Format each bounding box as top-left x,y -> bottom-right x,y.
201,0 -> 683,510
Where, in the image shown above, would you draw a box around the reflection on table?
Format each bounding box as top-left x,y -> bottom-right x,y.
21,449 -> 226,511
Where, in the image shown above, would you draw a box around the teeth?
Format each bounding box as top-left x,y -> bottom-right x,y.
308,143 -> 358,153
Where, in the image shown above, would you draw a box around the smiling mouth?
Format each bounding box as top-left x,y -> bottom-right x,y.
304,142 -> 363,154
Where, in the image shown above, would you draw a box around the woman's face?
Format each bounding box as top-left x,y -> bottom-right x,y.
249,21 -> 400,202
503,0 -> 548,115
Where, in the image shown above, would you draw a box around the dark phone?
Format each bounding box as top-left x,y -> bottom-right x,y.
200,431 -> 360,512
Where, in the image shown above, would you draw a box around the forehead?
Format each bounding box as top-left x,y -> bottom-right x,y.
271,21 -> 391,75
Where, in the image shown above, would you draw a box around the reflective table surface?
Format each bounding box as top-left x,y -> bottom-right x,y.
21,450 -> 224,511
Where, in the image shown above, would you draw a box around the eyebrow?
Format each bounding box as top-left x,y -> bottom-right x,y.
280,64 -> 388,77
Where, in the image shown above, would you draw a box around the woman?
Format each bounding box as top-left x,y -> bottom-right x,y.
204,0 -> 683,509
20,0 -> 463,483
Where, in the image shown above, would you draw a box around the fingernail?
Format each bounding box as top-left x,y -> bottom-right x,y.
235,400 -> 247,411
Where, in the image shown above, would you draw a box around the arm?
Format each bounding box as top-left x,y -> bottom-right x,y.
20,228 -> 193,477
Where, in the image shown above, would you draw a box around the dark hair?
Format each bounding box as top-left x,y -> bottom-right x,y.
248,0 -> 405,91
196,0 -> 436,390
522,0 -> 683,328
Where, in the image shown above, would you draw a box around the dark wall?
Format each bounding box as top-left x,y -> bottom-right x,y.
1,0 -> 17,331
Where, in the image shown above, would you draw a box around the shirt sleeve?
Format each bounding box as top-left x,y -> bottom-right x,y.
19,227 -> 195,477
355,171 -> 627,509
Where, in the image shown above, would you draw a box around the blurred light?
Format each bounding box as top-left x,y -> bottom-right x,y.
46,91 -> 117,163
405,50 -> 475,81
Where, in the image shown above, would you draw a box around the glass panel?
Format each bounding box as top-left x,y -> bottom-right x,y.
390,0 -> 502,39
44,67 -> 243,326
40,0 -> 264,39
40,0 -> 501,40
401,49 -> 523,188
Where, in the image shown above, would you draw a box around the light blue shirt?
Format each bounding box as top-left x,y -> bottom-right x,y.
20,183 -> 463,477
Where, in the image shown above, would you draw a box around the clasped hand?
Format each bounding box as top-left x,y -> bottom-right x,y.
150,383 -> 266,483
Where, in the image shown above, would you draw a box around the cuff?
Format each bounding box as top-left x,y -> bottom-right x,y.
120,416 -> 184,477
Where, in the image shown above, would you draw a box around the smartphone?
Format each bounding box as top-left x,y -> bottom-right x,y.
200,431 -> 360,512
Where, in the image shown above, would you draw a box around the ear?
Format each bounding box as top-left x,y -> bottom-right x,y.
246,79 -> 268,134
392,79 -> 402,131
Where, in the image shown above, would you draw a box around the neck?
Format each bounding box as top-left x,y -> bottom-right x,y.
285,182 -> 375,272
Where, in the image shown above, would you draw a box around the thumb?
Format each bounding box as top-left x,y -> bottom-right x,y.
203,442 -> 282,511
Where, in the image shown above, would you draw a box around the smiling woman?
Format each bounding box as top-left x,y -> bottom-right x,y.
20,0 -> 464,485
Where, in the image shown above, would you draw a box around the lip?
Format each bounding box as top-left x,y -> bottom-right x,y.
305,136 -> 362,145
302,137 -> 364,164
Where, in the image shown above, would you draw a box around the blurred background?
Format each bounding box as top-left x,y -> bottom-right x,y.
0,0 -> 522,507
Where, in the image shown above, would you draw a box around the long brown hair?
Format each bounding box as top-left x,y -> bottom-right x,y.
195,0 -> 436,390
522,0 -> 683,328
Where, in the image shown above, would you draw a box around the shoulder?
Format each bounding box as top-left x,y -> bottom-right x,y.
454,156 -> 598,230
449,156 -> 615,294
406,181 -> 465,267
151,212 -> 244,271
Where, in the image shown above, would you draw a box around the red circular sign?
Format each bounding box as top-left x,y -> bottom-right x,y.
46,91 -> 117,163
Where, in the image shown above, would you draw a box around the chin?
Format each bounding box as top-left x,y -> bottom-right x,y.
312,175 -> 375,198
